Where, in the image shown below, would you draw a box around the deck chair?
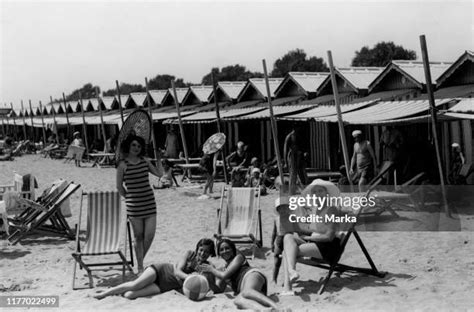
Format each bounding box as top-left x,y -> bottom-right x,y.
281,179 -> 386,295
7,182 -> 80,245
215,186 -> 263,258
72,191 -> 134,289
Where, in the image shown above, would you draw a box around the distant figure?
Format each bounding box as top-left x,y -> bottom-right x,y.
226,141 -> 250,186
164,126 -> 179,159
71,131 -> 84,167
380,126 -> 404,183
198,152 -> 219,199
350,130 -> 377,190
154,159 -> 174,189
283,124 -> 308,195
448,143 -> 465,185
245,168 -> 267,195
106,134 -> 118,153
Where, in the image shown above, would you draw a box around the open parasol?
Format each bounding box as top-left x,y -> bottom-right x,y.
115,108 -> 152,163
202,133 -> 226,155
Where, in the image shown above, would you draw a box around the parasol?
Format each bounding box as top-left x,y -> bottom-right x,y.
115,108 -> 152,163
202,133 -> 226,155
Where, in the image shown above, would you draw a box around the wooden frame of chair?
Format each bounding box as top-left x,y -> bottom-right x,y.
281,181 -> 387,295
7,182 -> 80,245
72,191 -> 134,290
214,186 -> 263,258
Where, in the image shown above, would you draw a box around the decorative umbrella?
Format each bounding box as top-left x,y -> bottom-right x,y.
202,133 -> 226,155
115,108 -> 152,163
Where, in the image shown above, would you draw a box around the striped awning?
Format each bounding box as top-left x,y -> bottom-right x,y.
317,98 -> 457,124
280,100 -> 377,121
172,106 -> 267,124
224,105 -> 313,121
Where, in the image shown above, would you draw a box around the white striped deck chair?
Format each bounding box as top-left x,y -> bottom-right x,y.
72,191 -> 134,290
215,187 -> 263,258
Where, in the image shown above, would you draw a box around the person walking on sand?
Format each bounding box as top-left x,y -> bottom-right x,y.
284,124 -> 308,195
198,151 -> 219,199
350,130 -> 377,191
94,238 -> 219,299
117,134 -> 163,273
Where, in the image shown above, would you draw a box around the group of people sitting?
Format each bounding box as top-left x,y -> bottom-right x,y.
95,178 -> 343,310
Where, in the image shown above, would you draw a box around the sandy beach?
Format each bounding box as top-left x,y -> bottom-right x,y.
1,154 -> 473,311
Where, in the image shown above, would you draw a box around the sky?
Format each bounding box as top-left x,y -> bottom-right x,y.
1,0 -> 473,110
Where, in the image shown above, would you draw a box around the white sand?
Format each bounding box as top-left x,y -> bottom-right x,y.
1,155 -> 473,311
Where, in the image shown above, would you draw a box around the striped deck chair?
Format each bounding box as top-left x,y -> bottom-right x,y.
215,187 -> 262,258
281,181 -> 386,295
72,191 -> 134,289
7,182 -> 80,245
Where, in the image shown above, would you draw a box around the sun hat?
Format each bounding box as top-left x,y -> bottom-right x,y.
451,143 -> 460,148
237,141 -> 244,149
251,168 -> 261,174
73,131 -> 80,137
302,178 -> 341,199
352,130 -> 362,137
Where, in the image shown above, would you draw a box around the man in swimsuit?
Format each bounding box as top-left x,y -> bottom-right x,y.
350,130 -> 377,191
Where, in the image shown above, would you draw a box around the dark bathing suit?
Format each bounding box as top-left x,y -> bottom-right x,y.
315,237 -> 342,263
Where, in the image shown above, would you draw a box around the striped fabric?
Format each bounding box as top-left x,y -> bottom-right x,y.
222,187 -> 257,236
123,159 -> 156,218
82,192 -> 122,254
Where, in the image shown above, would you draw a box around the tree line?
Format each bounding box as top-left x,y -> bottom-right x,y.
61,41 -> 416,102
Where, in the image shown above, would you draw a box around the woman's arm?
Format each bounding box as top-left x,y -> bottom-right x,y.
200,253 -> 245,280
174,250 -> 194,280
116,162 -> 127,197
146,158 -> 164,177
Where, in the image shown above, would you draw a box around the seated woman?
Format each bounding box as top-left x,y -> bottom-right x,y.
199,239 -> 279,310
283,179 -> 342,283
94,238 -> 217,300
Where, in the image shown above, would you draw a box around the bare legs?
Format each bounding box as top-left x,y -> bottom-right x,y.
94,267 -> 160,299
283,233 -> 321,282
203,172 -> 214,195
129,215 -> 156,272
234,272 -> 278,310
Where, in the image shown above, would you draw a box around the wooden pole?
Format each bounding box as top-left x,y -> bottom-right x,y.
38,101 -> 47,146
62,93 -> 71,140
0,114 -> 5,136
49,96 -> 60,144
28,100 -> 36,142
10,103 -> 18,141
79,92 -> 90,155
95,88 -> 108,152
327,51 -> 354,186
419,35 -> 450,217
20,100 -> 28,141
262,59 -> 284,182
145,77 -> 159,160
115,80 -> 125,125
211,73 -> 229,184
171,80 -> 190,164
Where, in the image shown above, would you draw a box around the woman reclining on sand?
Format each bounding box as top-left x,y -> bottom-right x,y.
199,239 -> 279,310
94,238 -> 218,299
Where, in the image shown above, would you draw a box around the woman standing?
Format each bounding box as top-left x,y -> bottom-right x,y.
117,134 -> 163,273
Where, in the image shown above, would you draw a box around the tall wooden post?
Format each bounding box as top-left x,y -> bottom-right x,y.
28,100 -> 36,142
20,100 -> 28,141
10,103 -> 18,141
420,35 -> 450,217
38,101 -> 47,145
327,51 -> 353,186
145,77 -> 159,160
62,93 -> 71,139
262,60 -> 284,183
49,96 -> 60,144
79,92 -> 90,155
171,80 -> 190,164
95,88 -> 108,151
115,80 -> 125,125
211,73 -> 228,184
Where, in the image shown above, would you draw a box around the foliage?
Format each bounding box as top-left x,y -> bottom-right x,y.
271,49 -> 328,77
351,41 -> 417,67
201,65 -> 263,84
65,83 -> 101,101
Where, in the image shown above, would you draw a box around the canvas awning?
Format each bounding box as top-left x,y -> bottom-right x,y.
447,98 -> 473,113
280,100 -> 377,121
317,98 -> 457,124
171,106 -> 267,124
224,105 -> 313,121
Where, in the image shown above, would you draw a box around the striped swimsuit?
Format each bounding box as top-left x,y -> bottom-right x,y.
123,158 -> 157,218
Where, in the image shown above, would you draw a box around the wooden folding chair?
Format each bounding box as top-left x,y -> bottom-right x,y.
72,191 -> 134,289
7,182 -> 80,245
215,186 -> 263,258
281,182 -> 386,295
